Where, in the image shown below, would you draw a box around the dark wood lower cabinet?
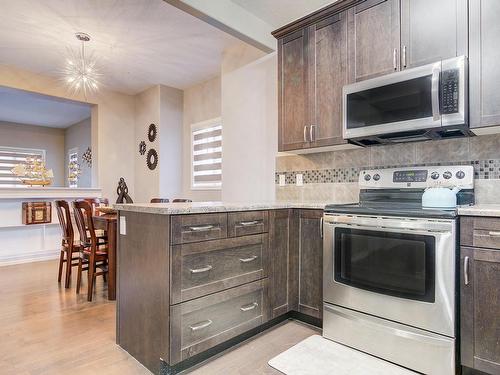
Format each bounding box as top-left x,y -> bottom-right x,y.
461,246 -> 500,375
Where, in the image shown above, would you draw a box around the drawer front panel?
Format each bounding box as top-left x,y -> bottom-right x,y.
228,211 -> 269,237
461,216 -> 500,250
171,213 -> 227,244
171,234 -> 268,304
170,280 -> 269,364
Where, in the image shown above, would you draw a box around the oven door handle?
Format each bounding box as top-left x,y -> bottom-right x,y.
324,215 -> 452,233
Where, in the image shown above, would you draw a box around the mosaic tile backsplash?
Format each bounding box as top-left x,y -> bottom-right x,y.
275,135 -> 500,204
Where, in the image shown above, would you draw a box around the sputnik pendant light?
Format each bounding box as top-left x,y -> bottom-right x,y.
62,32 -> 101,99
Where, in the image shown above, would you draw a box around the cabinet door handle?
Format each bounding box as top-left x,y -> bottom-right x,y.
402,45 -> 407,68
488,231 -> 500,237
240,220 -> 260,226
239,255 -> 258,263
309,125 -> 316,142
189,225 -> 214,232
393,48 -> 398,70
303,126 -> 309,142
190,265 -> 212,274
189,319 -> 213,331
320,217 -> 324,239
464,256 -> 470,286
240,302 -> 259,312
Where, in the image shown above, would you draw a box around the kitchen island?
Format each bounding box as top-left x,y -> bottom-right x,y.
114,202 -> 327,375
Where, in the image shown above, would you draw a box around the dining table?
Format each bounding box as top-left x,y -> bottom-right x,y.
92,212 -> 118,300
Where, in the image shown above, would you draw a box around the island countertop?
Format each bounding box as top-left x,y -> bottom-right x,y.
113,201 -> 331,215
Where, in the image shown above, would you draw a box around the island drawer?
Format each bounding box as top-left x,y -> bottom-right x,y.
171,213 -> 228,244
461,217 -> 500,250
169,279 -> 269,364
228,211 -> 269,237
170,234 -> 268,304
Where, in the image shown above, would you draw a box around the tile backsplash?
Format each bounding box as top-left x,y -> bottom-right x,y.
275,134 -> 500,204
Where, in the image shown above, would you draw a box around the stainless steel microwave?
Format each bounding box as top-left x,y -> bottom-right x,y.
343,56 -> 468,146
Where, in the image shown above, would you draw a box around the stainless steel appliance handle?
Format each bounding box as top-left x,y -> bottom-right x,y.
189,319 -> 212,331
190,265 -> 212,274
464,256 -> 470,285
324,214 -> 452,233
393,48 -> 398,70
402,45 -> 407,68
239,255 -> 258,263
303,126 -> 309,142
431,66 -> 441,121
310,125 -> 316,142
240,302 -> 258,312
189,225 -> 215,232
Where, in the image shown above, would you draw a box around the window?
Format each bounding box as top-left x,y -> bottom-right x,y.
191,118 -> 222,189
0,146 -> 45,188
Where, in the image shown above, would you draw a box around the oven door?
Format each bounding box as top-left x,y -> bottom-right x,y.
323,214 -> 456,337
343,60 -> 442,139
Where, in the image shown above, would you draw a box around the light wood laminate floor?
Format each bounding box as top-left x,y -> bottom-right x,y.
0,260 -> 318,375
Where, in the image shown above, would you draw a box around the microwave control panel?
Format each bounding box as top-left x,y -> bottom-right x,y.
441,69 -> 459,114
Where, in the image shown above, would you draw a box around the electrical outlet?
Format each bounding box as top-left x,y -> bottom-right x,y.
279,174 -> 286,186
296,173 -> 303,186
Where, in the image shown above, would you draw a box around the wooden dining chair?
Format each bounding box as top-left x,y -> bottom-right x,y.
73,200 -> 109,302
172,199 -> 192,203
55,200 -> 81,288
151,198 -> 169,203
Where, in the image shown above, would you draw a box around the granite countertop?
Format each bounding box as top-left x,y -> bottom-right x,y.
113,201 -> 330,215
457,204 -> 500,217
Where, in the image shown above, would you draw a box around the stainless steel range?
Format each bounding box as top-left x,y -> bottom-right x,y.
323,165 -> 474,375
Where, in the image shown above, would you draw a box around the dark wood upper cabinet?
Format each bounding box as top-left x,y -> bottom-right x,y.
278,13 -> 348,152
469,0 -> 500,130
278,29 -> 309,151
460,246 -> 500,374
400,0 -> 467,69
310,13 -> 348,148
347,0 -> 400,82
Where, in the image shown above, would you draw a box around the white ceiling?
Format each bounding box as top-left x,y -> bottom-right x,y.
0,86 -> 91,128
231,0 -> 337,29
0,0 -> 240,95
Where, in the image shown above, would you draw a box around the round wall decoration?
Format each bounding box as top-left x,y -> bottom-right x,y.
146,148 -> 158,170
148,123 -> 157,142
139,141 -> 146,155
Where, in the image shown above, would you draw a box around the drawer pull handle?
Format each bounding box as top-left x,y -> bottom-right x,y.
190,265 -> 212,274
189,319 -> 213,331
464,256 -> 470,286
488,231 -> 500,237
239,255 -> 259,263
240,302 -> 259,312
189,225 -> 215,232
240,220 -> 260,226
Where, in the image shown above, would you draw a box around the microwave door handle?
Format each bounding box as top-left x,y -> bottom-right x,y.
431,66 -> 441,121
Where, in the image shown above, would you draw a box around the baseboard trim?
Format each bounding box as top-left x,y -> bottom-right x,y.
159,311 -> 322,375
0,250 -> 59,267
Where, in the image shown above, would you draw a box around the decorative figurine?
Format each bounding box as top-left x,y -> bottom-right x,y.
116,177 -> 133,204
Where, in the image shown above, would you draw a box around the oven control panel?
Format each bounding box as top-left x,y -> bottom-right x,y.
359,165 -> 474,189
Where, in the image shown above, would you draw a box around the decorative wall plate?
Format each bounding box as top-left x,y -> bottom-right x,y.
139,141 -> 146,155
148,123 -> 157,142
82,147 -> 92,167
146,148 -> 158,170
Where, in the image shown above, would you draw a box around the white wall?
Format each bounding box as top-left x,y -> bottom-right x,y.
159,85 -> 183,199
182,76 -> 222,201
0,121 -> 65,186
221,52 -> 277,202
134,86 -> 160,203
0,64 -> 135,201
64,117 -> 92,188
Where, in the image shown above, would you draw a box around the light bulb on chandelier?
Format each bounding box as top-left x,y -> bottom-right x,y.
61,32 -> 101,98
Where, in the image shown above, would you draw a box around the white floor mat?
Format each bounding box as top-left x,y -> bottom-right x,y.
268,335 -> 418,375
